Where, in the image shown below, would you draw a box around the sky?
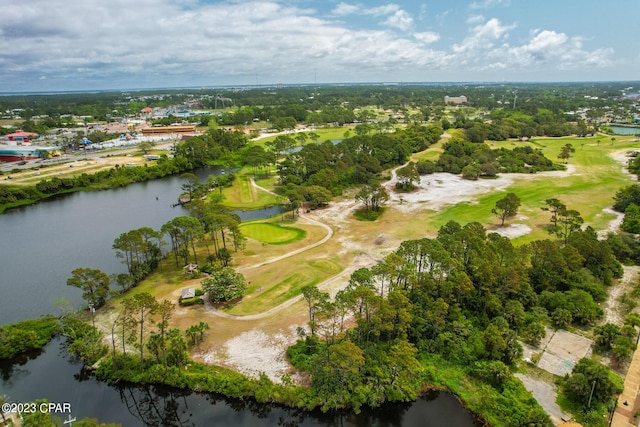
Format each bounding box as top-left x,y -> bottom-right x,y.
1,0 -> 639,92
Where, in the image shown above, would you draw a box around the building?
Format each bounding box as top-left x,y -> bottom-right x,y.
140,125 -> 197,136
5,130 -> 39,143
444,95 -> 468,105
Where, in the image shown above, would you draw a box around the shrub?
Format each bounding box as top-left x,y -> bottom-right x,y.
178,297 -> 204,307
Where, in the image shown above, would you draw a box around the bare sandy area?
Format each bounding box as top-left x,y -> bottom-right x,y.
603,266 -> 640,326
199,328 -> 300,382
384,166 -> 575,215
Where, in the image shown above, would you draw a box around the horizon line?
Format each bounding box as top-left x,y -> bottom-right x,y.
1,79 -> 639,96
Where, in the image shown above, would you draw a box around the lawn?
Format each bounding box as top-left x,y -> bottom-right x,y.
428,135 -> 640,244
227,253 -> 344,316
220,168 -> 282,209
239,222 -> 306,244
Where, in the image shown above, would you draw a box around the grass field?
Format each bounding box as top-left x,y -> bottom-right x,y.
253,126 -> 355,149
425,134 -> 640,244
239,222 -> 306,244
220,167 -> 282,209
227,253 -> 345,315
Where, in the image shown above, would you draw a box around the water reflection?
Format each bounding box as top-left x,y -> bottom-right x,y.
0,338 -> 481,427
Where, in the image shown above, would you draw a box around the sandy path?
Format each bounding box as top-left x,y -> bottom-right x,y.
603,266 -> 640,326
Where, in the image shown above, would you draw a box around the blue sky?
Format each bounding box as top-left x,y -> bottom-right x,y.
1,0 -> 638,92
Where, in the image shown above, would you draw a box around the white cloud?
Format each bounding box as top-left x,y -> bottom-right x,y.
331,2 -> 359,16
413,31 -> 440,44
466,15 -> 485,24
330,2 -> 413,31
470,0 -> 511,9
0,0 -> 447,88
384,10 -> 414,31
0,0 -> 623,89
368,4 -> 400,17
481,29 -> 614,71
453,18 -> 515,53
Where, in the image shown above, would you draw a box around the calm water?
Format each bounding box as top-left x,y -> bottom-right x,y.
0,175 -> 188,324
0,166 -> 281,325
610,125 -> 640,135
0,338 -> 481,427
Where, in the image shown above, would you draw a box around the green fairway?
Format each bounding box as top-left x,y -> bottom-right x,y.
227,255 -> 343,315
239,222 -> 306,244
429,135 -> 640,243
220,168 -> 282,209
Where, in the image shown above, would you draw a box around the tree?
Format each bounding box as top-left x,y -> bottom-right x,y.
492,193 -> 521,226
563,358 -> 623,408
113,227 -> 163,284
180,173 -> 201,199
0,395 -> 8,423
557,143 -> 575,163
66,268 -> 111,309
166,328 -> 189,368
201,266 -> 247,303
302,185 -> 332,209
186,321 -> 210,345
395,162 -> 420,191
301,285 -> 329,336
295,132 -> 308,147
308,132 -> 320,144
161,216 -> 204,267
542,198 -> 566,227
554,208 -> 584,245
132,292 -> 158,364
622,203 -> 640,233
155,299 -> 175,368
355,181 -> 389,211
310,339 -> 365,406
138,141 -> 154,154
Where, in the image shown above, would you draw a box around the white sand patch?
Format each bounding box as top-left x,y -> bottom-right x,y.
386,173 -> 515,213
602,266 -> 640,325
491,224 -> 532,239
385,166 -> 574,214
597,207 -> 625,239
203,329 -> 298,383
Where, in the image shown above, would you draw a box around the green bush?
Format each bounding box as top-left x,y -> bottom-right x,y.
0,316 -> 59,359
178,297 -> 204,306
353,207 -> 385,221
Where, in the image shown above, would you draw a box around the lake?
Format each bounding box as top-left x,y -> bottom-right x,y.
0,166 -> 280,325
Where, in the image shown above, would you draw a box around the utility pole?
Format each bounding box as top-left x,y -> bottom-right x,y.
588,379 -> 597,408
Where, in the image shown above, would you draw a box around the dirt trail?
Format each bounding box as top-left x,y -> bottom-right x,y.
603,266 -> 640,325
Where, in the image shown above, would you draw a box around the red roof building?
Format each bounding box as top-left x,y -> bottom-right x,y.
5,130 -> 39,143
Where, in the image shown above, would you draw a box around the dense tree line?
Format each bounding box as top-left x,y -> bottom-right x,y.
427,136 -> 561,179
274,124 -> 442,203
288,217 -> 622,425
4,81 -> 632,141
